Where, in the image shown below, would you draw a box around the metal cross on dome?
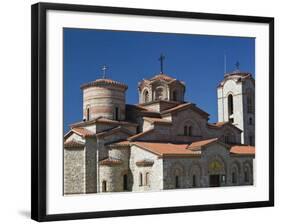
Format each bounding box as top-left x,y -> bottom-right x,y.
235,61 -> 240,70
159,54 -> 165,74
101,65 -> 108,79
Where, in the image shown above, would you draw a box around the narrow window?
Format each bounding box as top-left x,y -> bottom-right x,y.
188,126 -> 193,136
139,173 -> 143,186
175,176 -> 180,188
192,175 -> 197,187
228,94 -> 234,116
123,174 -> 128,191
86,107 -> 90,121
249,136 -> 253,145
172,90 -> 177,101
246,88 -> 254,114
224,135 -> 229,144
249,117 -> 253,125
145,172 -> 149,186
102,181 -> 107,192
244,168 -> 249,182
115,107 -> 119,120
144,90 -> 149,103
232,172 -> 237,184
184,126 -> 188,136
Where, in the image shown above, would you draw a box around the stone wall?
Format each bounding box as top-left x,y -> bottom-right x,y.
64,148 -> 85,194
162,142 -> 254,189
99,146 -> 131,192
129,145 -> 163,192
83,86 -> 126,121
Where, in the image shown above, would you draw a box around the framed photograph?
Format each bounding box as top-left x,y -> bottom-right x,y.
31,2 -> 274,222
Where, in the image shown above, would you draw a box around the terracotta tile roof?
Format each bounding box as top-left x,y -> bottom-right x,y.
109,140 -> 130,147
188,138 -> 219,151
80,78 -> 128,90
143,117 -> 172,125
99,157 -> 123,166
136,159 -> 154,167
218,71 -> 254,87
64,140 -> 85,149
230,145 -> 255,155
149,73 -> 175,82
132,141 -> 200,157
96,126 -> 133,137
207,122 -> 242,132
127,129 -> 155,141
161,103 -> 209,118
72,127 -> 94,137
70,117 -> 138,128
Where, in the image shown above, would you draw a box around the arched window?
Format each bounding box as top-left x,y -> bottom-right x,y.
232,172 -> 237,184
244,167 -> 250,182
102,181 -> 107,192
188,126 -> 193,136
184,125 -> 192,136
123,174 -> 128,191
145,172 -> 150,186
192,175 -> 197,187
139,173 -> 143,186
228,94 -> 234,116
115,107 -> 119,120
155,87 -> 164,100
175,176 -> 180,188
172,90 -> 177,101
184,126 -> 188,136
86,107 -> 90,121
246,88 -> 254,114
143,90 -> 149,103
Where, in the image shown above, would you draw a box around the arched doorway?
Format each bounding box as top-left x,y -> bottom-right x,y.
208,158 -> 226,187
102,180 -> 107,192
123,174 -> 128,191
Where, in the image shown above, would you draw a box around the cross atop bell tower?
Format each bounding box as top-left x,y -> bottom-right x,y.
101,64 -> 108,79
159,53 -> 165,74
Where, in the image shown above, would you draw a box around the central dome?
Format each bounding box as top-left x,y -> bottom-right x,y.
138,73 -> 186,104
149,73 -> 175,82
80,78 -> 128,90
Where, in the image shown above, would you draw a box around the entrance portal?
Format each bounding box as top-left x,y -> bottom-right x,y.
209,175 -> 220,187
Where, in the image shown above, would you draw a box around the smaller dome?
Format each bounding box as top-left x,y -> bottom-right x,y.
149,73 -> 175,82
80,78 -> 128,90
224,70 -> 251,78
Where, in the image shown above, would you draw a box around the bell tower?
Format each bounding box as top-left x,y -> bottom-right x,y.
217,66 -> 255,145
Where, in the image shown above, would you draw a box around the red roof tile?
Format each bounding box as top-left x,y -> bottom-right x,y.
64,140 -> 85,149
150,73 -> 175,82
132,141 -> 200,157
80,78 -> 128,90
99,157 -> 123,165
188,138 -> 219,150
161,103 -> 209,118
70,117 -> 138,128
127,129 -> 155,141
143,117 -> 172,125
136,159 -> 154,166
207,122 -> 242,132
230,145 -> 255,155
72,127 -> 94,137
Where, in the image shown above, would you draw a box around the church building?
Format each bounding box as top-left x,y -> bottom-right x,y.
64,59 -> 255,194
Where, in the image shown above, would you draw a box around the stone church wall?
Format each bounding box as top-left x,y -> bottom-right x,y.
129,145 -> 163,192
64,148 -> 85,194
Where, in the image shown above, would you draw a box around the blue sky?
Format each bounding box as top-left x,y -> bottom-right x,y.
63,28 -> 255,133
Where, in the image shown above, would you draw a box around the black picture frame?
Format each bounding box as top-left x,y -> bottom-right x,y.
31,2 -> 274,222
